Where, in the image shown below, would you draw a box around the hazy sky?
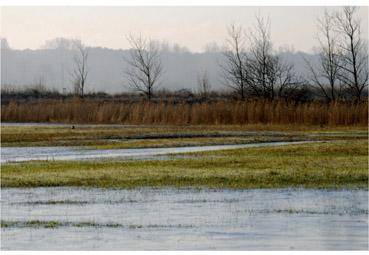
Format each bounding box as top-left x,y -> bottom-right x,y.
1,6 -> 368,52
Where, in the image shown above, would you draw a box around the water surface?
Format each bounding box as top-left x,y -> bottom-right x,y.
1,187 -> 367,250
1,141 -> 312,163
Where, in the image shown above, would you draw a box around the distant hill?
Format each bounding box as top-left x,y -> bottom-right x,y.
1,47 -> 319,94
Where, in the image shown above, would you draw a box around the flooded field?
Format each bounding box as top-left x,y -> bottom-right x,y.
1,188 -> 367,250
1,141 -> 311,163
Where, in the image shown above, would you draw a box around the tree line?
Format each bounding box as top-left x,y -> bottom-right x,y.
44,7 -> 369,102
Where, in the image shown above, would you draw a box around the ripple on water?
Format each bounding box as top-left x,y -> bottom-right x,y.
1,187 -> 367,250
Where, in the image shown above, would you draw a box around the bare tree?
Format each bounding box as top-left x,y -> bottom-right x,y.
197,70 -> 212,99
275,60 -> 304,100
335,6 -> 368,101
246,16 -> 275,99
246,15 -> 300,100
221,24 -> 248,100
305,10 -> 341,102
124,33 -> 163,100
71,42 -> 89,98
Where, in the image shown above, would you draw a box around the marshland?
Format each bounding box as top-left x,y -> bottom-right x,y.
1,5 -> 368,251
1,122 -> 368,250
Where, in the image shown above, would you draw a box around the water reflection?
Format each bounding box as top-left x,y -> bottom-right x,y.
1,141 -> 312,163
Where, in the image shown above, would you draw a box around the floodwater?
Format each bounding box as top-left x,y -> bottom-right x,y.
1,187 -> 367,250
1,141 -> 312,163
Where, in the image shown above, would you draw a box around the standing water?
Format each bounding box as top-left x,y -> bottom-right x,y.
1,187 -> 367,250
1,141 -> 313,163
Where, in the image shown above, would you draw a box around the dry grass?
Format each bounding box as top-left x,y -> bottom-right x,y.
1,99 -> 367,126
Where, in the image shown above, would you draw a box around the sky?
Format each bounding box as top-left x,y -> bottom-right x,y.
0,6 -> 368,53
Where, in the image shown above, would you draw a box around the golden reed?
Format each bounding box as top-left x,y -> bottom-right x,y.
1,99 -> 367,126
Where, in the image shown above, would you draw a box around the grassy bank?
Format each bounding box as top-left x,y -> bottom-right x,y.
1,124 -> 367,147
2,99 -> 367,125
2,140 -> 367,189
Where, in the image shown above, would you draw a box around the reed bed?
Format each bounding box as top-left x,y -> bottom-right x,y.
1,99 -> 367,126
